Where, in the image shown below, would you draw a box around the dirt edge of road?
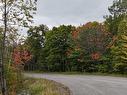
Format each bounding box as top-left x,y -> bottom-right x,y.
48,79 -> 72,95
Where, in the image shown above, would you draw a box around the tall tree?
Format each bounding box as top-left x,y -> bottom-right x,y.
111,17 -> 127,73
108,0 -> 127,16
74,22 -> 111,72
105,0 -> 127,73
105,0 -> 127,35
26,24 -> 49,70
44,25 -> 75,72
0,0 -> 37,94
77,22 -> 111,61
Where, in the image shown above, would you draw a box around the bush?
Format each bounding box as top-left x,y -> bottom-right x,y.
83,63 -> 98,72
5,66 -> 24,95
113,63 -> 127,74
97,64 -> 113,73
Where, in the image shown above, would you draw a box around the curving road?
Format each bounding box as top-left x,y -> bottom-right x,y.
25,73 -> 127,95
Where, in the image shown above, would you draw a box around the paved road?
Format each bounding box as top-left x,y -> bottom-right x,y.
25,73 -> 127,95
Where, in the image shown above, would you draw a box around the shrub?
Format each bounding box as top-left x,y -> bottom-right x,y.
5,65 -> 24,95
97,64 -> 113,73
113,63 -> 127,74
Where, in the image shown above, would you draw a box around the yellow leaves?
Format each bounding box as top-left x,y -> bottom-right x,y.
121,35 -> 127,40
121,56 -> 127,60
122,44 -> 127,48
121,51 -> 127,56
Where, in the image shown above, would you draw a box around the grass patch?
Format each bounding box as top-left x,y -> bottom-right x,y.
51,72 -> 127,77
49,72 -> 127,77
26,71 -> 127,78
24,78 -> 70,95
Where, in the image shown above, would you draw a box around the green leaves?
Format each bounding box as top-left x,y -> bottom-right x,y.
111,17 -> 127,73
77,22 -> 111,60
44,25 -> 74,71
105,0 -> 127,35
27,24 -> 48,54
108,0 -> 127,16
25,25 -> 48,70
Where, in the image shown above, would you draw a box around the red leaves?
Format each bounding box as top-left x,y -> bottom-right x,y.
91,52 -> 101,60
72,31 -> 80,39
13,46 -> 32,65
71,22 -> 111,60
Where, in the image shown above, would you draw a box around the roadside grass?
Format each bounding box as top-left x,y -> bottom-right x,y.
57,72 -> 127,77
24,78 -> 70,95
26,71 -> 127,78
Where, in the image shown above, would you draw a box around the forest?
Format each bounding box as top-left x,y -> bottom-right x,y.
22,0 -> 127,74
0,0 -> 127,95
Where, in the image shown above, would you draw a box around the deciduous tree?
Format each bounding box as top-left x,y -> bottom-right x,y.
26,24 -> 49,70
111,17 -> 127,73
44,25 -> 75,72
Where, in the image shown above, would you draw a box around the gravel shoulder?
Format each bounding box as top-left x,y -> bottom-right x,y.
25,73 -> 127,95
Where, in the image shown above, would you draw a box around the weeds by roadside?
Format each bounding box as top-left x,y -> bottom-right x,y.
24,78 -> 71,95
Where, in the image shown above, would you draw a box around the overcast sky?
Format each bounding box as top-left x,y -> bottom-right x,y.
33,0 -> 114,28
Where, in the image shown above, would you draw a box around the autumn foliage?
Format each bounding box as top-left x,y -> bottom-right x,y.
13,45 -> 32,66
72,22 -> 111,60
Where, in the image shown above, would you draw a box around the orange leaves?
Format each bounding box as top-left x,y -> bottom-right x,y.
13,49 -> 21,65
72,31 -> 80,39
13,46 -> 32,65
91,52 -> 101,60
71,22 -> 111,60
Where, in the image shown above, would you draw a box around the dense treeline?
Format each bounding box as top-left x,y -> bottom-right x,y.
23,0 -> 127,74
0,0 -> 126,94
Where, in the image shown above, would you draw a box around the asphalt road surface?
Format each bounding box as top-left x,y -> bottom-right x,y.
25,73 -> 127,95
